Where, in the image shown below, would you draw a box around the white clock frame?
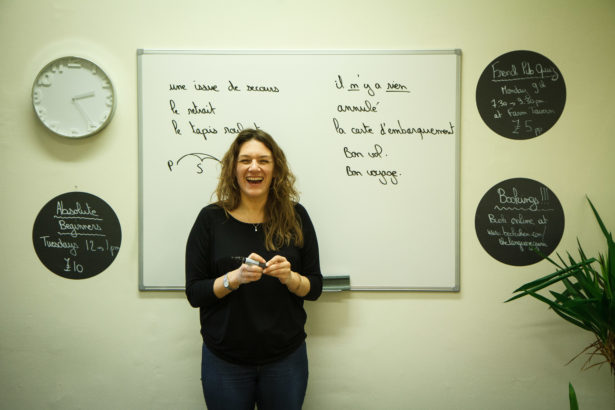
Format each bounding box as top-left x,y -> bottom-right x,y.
32,56 -> 116,138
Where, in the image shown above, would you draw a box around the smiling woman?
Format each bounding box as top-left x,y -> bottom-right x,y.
185,128 -> 323,410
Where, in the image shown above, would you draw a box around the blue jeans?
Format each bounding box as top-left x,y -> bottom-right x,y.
201,342 -> 308,410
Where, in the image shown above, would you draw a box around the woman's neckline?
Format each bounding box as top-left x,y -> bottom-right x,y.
227,209 -> 264,225
226,211 -> 262,232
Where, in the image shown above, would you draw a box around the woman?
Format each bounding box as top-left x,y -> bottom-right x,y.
185,128 -> 323,410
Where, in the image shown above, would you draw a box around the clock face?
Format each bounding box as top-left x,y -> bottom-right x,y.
32,56 -> 115,138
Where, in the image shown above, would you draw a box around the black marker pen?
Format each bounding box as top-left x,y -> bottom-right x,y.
232,256 -> 267,269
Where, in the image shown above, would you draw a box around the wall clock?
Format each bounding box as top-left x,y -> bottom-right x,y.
32,56 -> 116,138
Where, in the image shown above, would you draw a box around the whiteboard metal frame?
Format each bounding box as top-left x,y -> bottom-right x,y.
137,49 -> 461,292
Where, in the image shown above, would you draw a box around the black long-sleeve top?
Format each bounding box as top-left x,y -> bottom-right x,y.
185,203 -> 323,365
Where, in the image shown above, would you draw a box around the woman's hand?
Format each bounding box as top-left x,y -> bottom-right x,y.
232,253 -> 266,286
214,253 -> 266,298
264,255 -> 309,296
263,255 -> 293,285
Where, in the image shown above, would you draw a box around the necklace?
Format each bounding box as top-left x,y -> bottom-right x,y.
252,223 -> 260,232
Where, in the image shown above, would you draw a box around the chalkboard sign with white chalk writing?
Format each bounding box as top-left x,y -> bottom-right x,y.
476,50 -> 566,139
138,49 -> 460,290
32,192 -> 122,279
475,178 -> 564,266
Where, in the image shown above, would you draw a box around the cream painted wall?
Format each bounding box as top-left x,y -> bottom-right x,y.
1,0 -> 614,409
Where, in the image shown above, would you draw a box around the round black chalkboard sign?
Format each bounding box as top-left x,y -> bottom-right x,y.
475,178 -> 564,266
476,50 -> 566,139
32,192 -> 121,279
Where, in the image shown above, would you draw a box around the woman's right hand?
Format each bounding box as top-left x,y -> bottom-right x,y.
231,253 -> 265,287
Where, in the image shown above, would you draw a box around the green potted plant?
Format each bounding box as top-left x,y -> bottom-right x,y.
506,197 -> 614,374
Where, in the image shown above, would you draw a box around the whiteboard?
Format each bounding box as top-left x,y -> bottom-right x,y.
138,49 -> 460,291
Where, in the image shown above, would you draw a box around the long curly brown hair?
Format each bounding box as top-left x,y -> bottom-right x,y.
216,129 -> 303,250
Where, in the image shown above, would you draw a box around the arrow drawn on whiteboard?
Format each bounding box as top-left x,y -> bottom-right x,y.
168,152 -> 221,174
177,152 -> 220,164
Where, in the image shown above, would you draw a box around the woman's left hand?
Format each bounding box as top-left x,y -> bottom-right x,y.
263,255 -> 293,285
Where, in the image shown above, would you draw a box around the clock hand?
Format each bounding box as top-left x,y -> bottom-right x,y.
72,91 -> 95,101
72,99 -> 93,126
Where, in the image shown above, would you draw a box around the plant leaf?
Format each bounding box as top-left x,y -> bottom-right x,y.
525,290 -> 592,331
587,196 -> 615,290
587,196 -> 613,244
505,259 -> 596,303
569,382 -> 579,410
